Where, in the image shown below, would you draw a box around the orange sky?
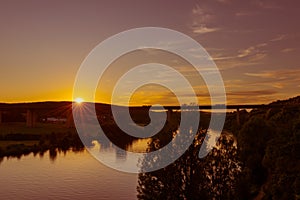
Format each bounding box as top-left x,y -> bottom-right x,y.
0,0 -> 299,105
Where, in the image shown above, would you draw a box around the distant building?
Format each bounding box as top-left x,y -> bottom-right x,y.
45,117 -> 67,123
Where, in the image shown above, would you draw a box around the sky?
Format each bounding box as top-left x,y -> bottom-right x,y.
0,0 -> 299,105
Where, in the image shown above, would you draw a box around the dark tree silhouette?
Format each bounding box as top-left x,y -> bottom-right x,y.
137,130 -> 241,200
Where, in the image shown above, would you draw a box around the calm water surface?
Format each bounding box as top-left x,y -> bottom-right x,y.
0,140 -> 148,200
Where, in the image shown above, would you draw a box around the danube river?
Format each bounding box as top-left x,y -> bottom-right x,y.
0,142 -> 141,199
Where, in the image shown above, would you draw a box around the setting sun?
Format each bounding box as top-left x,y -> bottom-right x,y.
75,97 -> 84,104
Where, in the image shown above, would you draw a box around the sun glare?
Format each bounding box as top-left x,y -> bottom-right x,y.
75,97 -> 84,104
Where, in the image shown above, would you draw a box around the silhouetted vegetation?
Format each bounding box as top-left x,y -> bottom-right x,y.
137,96 -> 300,199
137,131 -> 240,199
1,110 -> 25,122
232,97 -> 300,200
222,97 -> 300,199
0,130 -> 84,161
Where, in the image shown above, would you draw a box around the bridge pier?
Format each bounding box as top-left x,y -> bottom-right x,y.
167,109 -> 173,123
26,109 -> 37,127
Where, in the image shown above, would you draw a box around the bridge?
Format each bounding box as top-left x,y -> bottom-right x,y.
0,102 -> 290,127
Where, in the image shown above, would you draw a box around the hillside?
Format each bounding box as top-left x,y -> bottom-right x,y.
231,96 -> 300,199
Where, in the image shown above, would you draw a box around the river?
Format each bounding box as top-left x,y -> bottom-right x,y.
0,142 -> 141,200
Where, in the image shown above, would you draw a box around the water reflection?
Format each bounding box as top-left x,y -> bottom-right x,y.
0,149 -> 138,200
87,138 -> 151,169
0,137 -> 150,164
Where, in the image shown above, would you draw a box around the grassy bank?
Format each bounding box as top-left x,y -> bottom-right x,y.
0,122 -> 83,160
0,122 -> 75,136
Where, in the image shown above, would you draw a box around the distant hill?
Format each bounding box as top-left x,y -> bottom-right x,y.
270,95 -> 300,105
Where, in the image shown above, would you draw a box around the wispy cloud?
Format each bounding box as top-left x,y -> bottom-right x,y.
192,5 -> 214,22
227,89 -> 277,96
224,88 -> 280,104
193,25 -> 220,34
244,69 -> 300,79
281,48 -> 295,53
237,46 -> 256,58
218,68 -> 300,104
209,42 -> 268,69
272,83 -> 285,89
212,47 -> 264,61
254,0 -> 282,9
243,69 -> 300,92
235,11 -> 259,17
244,75 -> 300,89
244,72 -> 274,78
215,0 -> 232,4
237,42 -> 267,58
270,34 -> 289,42
191,5 -> 220,35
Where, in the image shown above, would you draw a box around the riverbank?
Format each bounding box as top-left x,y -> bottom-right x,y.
0,122 -> 83,160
